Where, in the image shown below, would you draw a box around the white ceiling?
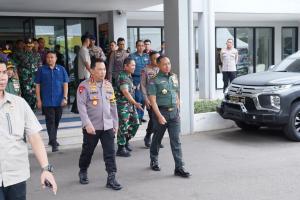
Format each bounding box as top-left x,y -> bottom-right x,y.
0,0 -> 163,13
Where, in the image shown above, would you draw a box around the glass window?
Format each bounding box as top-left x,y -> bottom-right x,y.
255,28 -> 273,72
35,18 -> 65,53
282,27 -> 298,59
127,27 -> 138,54
215,28 -> 234,89
236,28 -> 254,76
66,19 -> 95,70
139,28 -> 162,51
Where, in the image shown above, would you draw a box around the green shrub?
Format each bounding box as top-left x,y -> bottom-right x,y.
194,99 -> 222,113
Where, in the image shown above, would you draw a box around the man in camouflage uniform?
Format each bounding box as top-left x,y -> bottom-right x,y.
115,58 -> 143,157
88,35 -> 106,62
148,56 -> 190,178
14,38 -> 42,109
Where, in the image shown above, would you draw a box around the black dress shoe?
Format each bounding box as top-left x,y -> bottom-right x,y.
174,167 -> 190,178
106,172 -> 122,190
116,145 -> 131,157
79,170 -> 89,184
150,161 -> 161,171
52,145 -> 59,152
48,141 -> 60,146
144,136 -> 151,148
159,143 -> 164,148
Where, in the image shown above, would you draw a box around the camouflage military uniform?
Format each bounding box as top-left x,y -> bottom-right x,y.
14,50 -> 42,109
115,71 -> 140,146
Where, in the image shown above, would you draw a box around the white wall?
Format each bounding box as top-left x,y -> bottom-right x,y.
191,0 -> 300,13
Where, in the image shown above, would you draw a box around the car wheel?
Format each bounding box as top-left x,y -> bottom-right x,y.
235,121 -> 260,131
284,102 -> 300,141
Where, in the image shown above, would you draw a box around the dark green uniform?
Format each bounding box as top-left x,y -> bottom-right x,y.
148,71 -> 184,169
5,78 -> 20,96
115,71 -> 140,146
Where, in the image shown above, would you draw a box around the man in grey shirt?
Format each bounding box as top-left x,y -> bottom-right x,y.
0,61 -> 57,199
77,59 -> 122,190
78,35 -> 91,82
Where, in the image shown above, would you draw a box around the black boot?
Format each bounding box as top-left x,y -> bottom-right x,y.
150,160 -> 161,171
125,138 -> 132,152
116,145 -> 131,157
79,170 -> 89,184
106,172 -> 122,190
174,167 -> 191,178
144,135 -> 151,148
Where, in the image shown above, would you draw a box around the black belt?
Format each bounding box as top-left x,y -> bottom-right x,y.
158,106 -> 176,111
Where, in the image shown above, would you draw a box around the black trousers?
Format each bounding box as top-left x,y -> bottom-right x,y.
71,79 -> 85,114
79,129 -> 117,174
0,181 -> 26,200
145,108 -> 154,137
43,106 -> 63,145
222,71 -> 237,93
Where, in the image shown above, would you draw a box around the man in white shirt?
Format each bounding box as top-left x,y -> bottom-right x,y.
0,61 -> 57,199
220,38 -> 239,92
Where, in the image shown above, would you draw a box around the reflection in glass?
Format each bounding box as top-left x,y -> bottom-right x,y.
35,18 -> 65,55
282,27 -> 298,59
256,28 -> 273,72
127,28 -> 138,54
236,28 -> 254,76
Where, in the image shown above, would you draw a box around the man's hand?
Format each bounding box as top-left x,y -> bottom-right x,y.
61,99 -> 68,107
85,124 -> 96,135
144,99 -> 151,109
158,115 -> 167,125
37,99 -> 42,110
134,102 -> 143,111
41,171 -> 57,195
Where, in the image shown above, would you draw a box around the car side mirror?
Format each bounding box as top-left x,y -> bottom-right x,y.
268,65 -> 275,71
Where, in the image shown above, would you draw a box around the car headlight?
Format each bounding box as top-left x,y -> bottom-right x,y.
270,95 -> 280,110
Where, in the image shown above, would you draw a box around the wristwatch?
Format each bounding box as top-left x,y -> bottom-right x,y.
63,97 -> 68,101
42,164 -> 54,173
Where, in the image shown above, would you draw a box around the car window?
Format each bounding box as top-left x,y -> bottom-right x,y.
273,58 -> 300,72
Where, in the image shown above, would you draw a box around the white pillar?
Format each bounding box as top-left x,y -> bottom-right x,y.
164,0 -> 194,134
108,10 -> 127,42
198,0 -> 216,99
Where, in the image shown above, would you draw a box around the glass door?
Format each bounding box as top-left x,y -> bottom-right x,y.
236,28 -> 254,76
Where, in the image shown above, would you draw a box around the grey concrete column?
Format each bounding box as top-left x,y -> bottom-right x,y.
164,0 -> 194,134
108,10 -> 127,42
198,0 -> 216,99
